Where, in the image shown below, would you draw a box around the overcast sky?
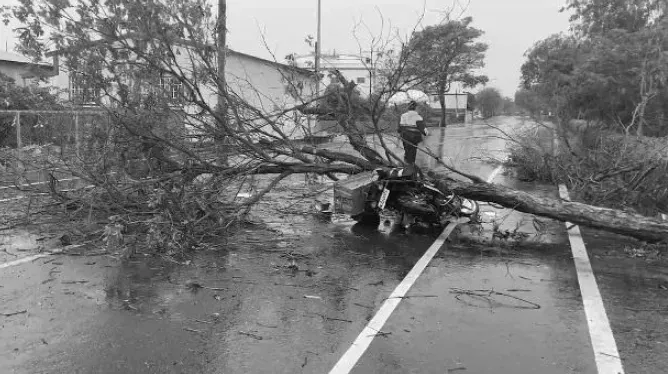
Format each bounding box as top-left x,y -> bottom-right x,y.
0,0 -> 570,96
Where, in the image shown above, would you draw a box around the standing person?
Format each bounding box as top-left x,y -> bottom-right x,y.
399,100 -> 427,164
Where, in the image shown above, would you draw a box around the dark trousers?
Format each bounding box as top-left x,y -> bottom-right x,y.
400,128 -> 423,164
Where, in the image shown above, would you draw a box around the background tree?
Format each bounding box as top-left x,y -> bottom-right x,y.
405,17 -> 489,127
0,73 -> 62,148
521,1 -> 668,136
475,87 -> 503,118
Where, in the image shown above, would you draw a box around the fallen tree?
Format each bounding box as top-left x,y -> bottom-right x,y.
430,173 -> 668,243
4,0 -> 667,252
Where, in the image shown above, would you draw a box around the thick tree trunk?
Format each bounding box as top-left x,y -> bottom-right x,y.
438,83 -> 447,128
429,171 -> 668,243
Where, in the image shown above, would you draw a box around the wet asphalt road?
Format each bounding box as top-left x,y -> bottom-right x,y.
1,116 -> 667,373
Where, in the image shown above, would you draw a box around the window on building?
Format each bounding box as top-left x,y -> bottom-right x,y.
160,75 -> 184,102
69,73 -> 99,104
356,77 -> 366,84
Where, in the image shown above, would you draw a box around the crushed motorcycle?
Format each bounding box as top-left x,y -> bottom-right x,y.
332,165 -> 479,230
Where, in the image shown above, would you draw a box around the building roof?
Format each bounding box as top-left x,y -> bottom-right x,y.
0,50 -> 52,67
45,37 -> 315,78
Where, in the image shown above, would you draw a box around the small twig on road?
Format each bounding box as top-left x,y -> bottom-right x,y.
273,282 -> 313,288
450,288 -> 541,310
368,331 -> 392,338
624,307 -> 668,312
238,331 -> 264,340
183,327 -> 206,334
193,319 -> 215,324
1,310 -> 27,317
309,312 -> 353,323
386,295 -> 438,300
353,302 -> 374,309
446,366 -> 467,373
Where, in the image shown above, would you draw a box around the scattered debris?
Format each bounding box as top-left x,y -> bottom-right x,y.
1,310 -> 27,317
185,280 -> 226,291
368,331 -> 392,338
59,234 -> 72,246
387,295 -> 438,300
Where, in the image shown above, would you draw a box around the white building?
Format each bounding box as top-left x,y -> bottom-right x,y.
0,50 -> 54,86
44,44 -> 317,140
288,51 -> 381,98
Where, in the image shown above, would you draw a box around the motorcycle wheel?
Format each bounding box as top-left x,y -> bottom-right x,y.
351,212 -> 381,227
457,197 -> 480,217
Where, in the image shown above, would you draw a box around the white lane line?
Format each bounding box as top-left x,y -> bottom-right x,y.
329,164 -> 503,374
328,221 -> 461,374
0,253 -> 50,269
558,185 -> 625,374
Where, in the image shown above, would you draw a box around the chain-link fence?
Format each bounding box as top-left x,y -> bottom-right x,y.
0,110 -> 112,188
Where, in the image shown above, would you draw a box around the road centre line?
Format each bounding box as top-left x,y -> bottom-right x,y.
329,164 -> 504,374
558,184 -> 625,374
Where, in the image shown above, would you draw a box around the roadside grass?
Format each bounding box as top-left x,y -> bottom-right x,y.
507,121 -> 668,218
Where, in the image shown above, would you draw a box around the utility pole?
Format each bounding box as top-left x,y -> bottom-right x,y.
217,0 -> 227,129
216,0 -> 229,163
314,0 -> 322,100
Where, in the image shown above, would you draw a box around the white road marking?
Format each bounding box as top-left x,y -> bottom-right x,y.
558,184 -> 625,374
328,221 -> 460,374
0,253 -> 51,269
329,164 -> 503,374
487,164 -> 503,183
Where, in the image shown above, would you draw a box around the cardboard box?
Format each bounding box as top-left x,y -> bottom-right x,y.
333,171 -> 375,216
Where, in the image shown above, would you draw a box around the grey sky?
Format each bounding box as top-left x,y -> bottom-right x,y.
0,0 -> 570,96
